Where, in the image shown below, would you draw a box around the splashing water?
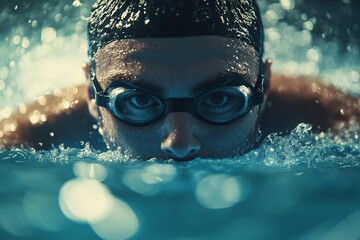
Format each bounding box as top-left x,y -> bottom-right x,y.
1,123 -> 360,239
1,0 -> 360,239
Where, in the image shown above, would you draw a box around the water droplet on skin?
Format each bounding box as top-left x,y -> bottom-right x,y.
40,114 -> 47,122
62,100 -> 71,109
4,122 -> 17,132
98,127 -> 104,136
37,96 -> 47,106
311,83 -> 321,93
29,110 -> 42,124
0,107 -> 13,119
19,104 -> 27,114
70,87 -> 78,94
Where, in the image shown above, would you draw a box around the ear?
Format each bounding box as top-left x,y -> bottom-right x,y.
263,58 -> 272,93
82,62 -> 100,120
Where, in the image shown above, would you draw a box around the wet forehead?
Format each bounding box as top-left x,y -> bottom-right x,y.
93,36 -> 260,95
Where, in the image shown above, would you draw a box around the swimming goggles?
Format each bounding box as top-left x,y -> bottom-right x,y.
90,73 -> 265,126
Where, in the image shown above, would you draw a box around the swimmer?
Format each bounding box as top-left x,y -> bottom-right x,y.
1,0 -> 360,161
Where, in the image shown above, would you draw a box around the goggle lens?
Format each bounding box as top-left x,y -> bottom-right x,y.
197,86 -> 250,123
111,90 -> 163,124
108,85 -> 251,125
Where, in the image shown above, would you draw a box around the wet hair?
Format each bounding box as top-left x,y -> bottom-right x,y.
88,0 -> 264,58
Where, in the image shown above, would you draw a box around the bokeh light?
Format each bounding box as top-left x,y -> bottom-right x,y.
122,163 -> 177,196
195,174 -> 250,209
59,178 -> 114,223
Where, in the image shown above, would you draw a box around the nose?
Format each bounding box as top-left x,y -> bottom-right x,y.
161,113 -> 201,160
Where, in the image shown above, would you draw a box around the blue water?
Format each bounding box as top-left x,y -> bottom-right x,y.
1,0 -> 360,239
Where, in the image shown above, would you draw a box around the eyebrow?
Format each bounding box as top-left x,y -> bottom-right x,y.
192,72 -> 254,95
105,74 -> 163,93
104,72 -> 254,96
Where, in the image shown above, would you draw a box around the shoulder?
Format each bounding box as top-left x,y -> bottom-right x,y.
260,74 -> 360,136
0,85 -> 101,150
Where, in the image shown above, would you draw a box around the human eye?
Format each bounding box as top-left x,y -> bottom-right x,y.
113,91 -> 163,122
128,93 -> 160,108
197,86 -> 248,117
203,92 -> 230,107
201,89 -> 242,111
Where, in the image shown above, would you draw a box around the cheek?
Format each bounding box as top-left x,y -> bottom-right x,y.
99,109 -> 162,151
98,110 -> 121,147
199,108 -> 259,149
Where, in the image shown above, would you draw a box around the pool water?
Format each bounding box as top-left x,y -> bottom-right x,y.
1,0 -> 360,239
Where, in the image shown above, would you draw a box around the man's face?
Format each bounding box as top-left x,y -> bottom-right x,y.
90,36 -> 263,161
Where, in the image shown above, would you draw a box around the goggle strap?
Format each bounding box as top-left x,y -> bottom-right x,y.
90,79 -> 109,107
251,92 -> 264,105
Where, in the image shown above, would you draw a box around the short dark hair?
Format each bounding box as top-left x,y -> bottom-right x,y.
88,0 -> 264,58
